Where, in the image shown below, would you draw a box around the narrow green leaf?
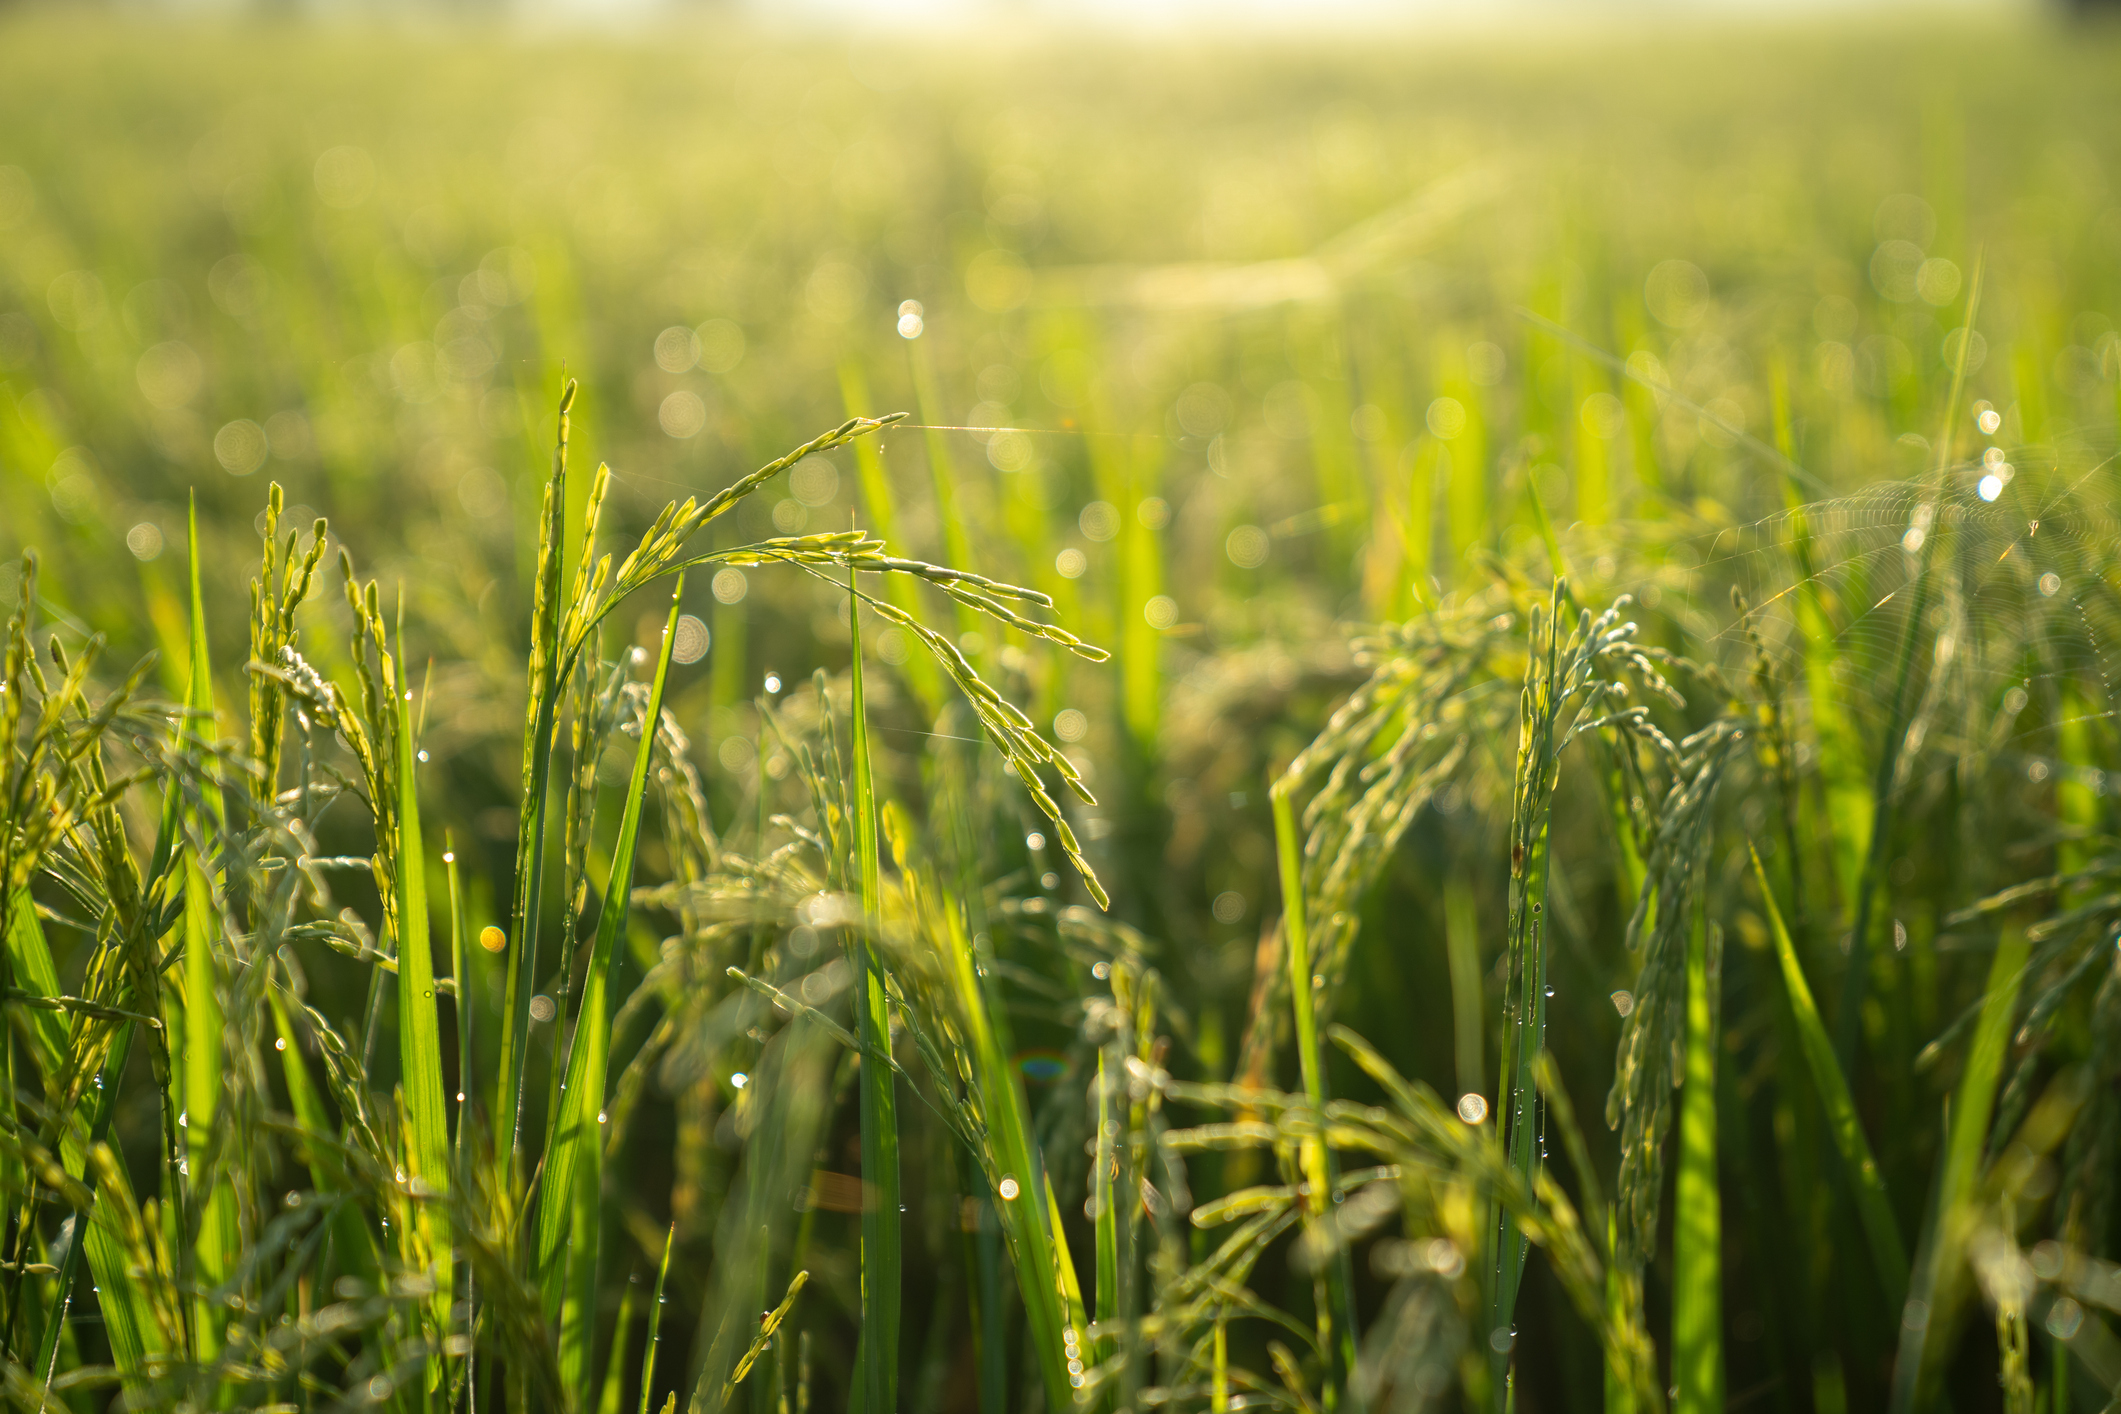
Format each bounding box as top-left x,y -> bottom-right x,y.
537,573 -> 685,1391
1749,847 -> 1906,1302
267,989 -> 379,1288
5,890 -> 66,1087
848,561 -> 901,1414
446,836 -> 472,1174
1671,901 -> 1723,1413
1490,587 -> 1563,1408
182,493 -> 234,1368
499,379 -> 577,1175
185,491 -> 218,786
1212,1319 -> 1230,1414
1765,362 -> 1868,918
184,849 -> 226,1365
1604,1210 -> 1633,1414
84,1161 -> 167,1395
938,890 -> 1085,1411
561,1158 -> 598,1402
1887,922 -> 2029,1412
1272,779 -> 1360,1409
597,1278 -> 638,1414
394,604 -> 453,1349
1094,1047 -> 1118,1352
268,990 -> 335,1193
44,1024 -> 160,1398
639,1224 -> 675,1414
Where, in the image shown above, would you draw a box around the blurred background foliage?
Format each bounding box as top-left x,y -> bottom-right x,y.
2,9 -> 2120,1407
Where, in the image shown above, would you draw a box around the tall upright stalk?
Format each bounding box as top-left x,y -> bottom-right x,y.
1887,924 -> 2028,1412
497,379 -> 577,1167
1671,898 -> 1722,1413
181,494 -> 235,1376
535,574 -> 685,1401
1271,779 -> 1359,1411
1490,589 -> 1564,1406
848,562 -> 900,1414
392,604 -> 452,1363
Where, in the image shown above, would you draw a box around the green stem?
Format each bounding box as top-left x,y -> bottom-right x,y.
1272,779 -> 1359,1411
1671,896 -> 1723,1413
498,382 -> 575,1173
849,560 -> 901,1414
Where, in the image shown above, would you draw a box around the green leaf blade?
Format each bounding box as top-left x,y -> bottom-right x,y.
394,616 -> 453,1346
848,561 -> 902,1414
1671,904 -> 1722,1413
1749,847 -> 1906,1302
536,573 -> 686,1394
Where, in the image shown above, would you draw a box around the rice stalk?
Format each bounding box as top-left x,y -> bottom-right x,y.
1494,581 -> 1690,1400
1270,780 -> 1359,1408
1670,904 -> 1723,1413
639,1224 -> 674,1414
847,561 -> 901,1414
534,574 -> 683,1402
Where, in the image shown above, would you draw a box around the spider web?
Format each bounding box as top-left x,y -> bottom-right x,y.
1668,443 -> 2121,804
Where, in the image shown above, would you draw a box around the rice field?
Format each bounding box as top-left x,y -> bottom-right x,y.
1,8 -> 2120,1412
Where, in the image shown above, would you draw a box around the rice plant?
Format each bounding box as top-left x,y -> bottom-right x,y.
3,13 -> 2121,1412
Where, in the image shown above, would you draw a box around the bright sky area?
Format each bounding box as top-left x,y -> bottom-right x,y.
525,0 -> 2023,29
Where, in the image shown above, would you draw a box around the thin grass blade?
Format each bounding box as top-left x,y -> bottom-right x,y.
499,379 -> 577,1171
1749,847 -> 1906,1301
1671,903 -> 1723,1413
1888,923 -> 2030,1412
1094,1047 -> 1118,1354
597,1278 -> 638,1414
394,605 -> 453,1353
537,574 -> 685,1394
848,561 -> 902,1414
6,890 -> 67,1081
639,1224 -> 674,1414
937,898 -> 1085,1410
182,493 -> 234,1369
1272,779 -> 1360,1409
